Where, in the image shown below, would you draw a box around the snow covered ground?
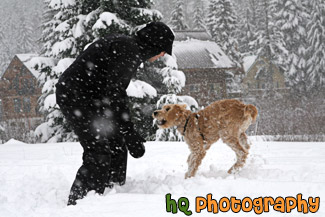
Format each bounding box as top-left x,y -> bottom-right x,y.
0,138 -> 324,217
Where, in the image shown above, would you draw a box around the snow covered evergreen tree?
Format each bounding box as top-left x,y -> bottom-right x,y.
273,0 -> 309,97
206,0 -> 242,66
193,2 -> 206,30
36,0 -> 162,142
237,8 -> 257,55
169,0 -> 189,30
239,0 -> 261,54
0,0 -> 18,73
17,16 -> 35,53
306,0 -> 325,93
0,20 -> 8,73
155,56 -> 198,141
127,62 -> 161,141
251,0 -> 287,93
0,0 -> 42,73
206,0 -> 219,40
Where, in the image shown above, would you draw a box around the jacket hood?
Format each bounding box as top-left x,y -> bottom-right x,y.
135,22 -> 175,60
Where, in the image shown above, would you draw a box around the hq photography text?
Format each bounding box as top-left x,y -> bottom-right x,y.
165,193 -> 320,215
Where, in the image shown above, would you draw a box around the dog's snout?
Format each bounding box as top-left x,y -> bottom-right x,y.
153,111 -> 158,116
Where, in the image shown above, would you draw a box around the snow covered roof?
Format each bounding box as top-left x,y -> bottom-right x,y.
243,55 -> 257,72
15,54 -> 58,79
0,54 -> 41,78
16,54 -> 41,78
174,30 -> 212,41
173,39 -> 234,69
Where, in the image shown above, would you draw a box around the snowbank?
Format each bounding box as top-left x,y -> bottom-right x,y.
3,139 -> 27,145
0,140 -> 324,216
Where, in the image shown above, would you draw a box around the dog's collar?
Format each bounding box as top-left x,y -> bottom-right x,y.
183,115 -> 191,135
183,114 -> 206,142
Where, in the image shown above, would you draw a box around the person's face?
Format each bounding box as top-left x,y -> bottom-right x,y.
148,52 -> 166,62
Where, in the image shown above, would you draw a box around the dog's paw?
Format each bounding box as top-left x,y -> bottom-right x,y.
185,172 -> 191,179
228,167 -> 240,174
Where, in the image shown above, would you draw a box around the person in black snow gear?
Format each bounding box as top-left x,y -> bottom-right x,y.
56,22 -> 175,205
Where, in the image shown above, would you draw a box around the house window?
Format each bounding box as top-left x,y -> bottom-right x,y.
13,65 -> 19,72
261,83 -> 265,89
35,107 -> 42,115
256,60 -> 265,66
209,83 -> 220,94
14,98 -> 22,113
22,78 -> 35,94
189,84 -> 200,92
20,67 -> 28,75
247,82 -> 250,88
12,76 -> 19,90
23,97 -> 31,113
256,82 -> 260,89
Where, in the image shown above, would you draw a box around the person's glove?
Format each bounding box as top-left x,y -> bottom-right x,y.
120,120 -> 145,158
123,131 -> 146,158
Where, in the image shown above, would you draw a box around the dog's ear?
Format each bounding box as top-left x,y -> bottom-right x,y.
173,104 -> 187,114
179,104 -> 187,109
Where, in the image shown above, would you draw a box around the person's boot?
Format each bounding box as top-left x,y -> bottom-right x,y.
67,166 -> 91,206
67,153 -> 113,205
84,152 -> 112,193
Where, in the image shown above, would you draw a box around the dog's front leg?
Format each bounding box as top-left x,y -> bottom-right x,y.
185,149 -> 206,179
239,133 -> 251,151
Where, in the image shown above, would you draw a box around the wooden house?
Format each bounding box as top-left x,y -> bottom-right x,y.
0,54 -> 44,142
242,55 -> 289,98
173,30 -> 239,106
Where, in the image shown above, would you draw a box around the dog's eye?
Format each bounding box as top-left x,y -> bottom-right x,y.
166,107 -> 170,112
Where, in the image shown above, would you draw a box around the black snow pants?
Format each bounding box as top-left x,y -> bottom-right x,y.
56,88 -> 129,205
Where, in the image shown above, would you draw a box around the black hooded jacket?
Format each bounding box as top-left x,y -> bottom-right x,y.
56,22 -> 174,158
56,22 -> 174,106
57,35 -> 151,105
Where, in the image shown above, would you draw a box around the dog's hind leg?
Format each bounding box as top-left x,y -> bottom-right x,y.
185,145 -> 206,179
223,136 -> 248,174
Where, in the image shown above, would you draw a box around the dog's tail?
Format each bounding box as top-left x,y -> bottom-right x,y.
244,104 -> 258,122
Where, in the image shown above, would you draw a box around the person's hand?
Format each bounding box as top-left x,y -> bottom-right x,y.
124,132 -> 146,158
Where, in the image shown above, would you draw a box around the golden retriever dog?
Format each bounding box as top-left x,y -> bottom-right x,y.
152,99 -> 258,178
